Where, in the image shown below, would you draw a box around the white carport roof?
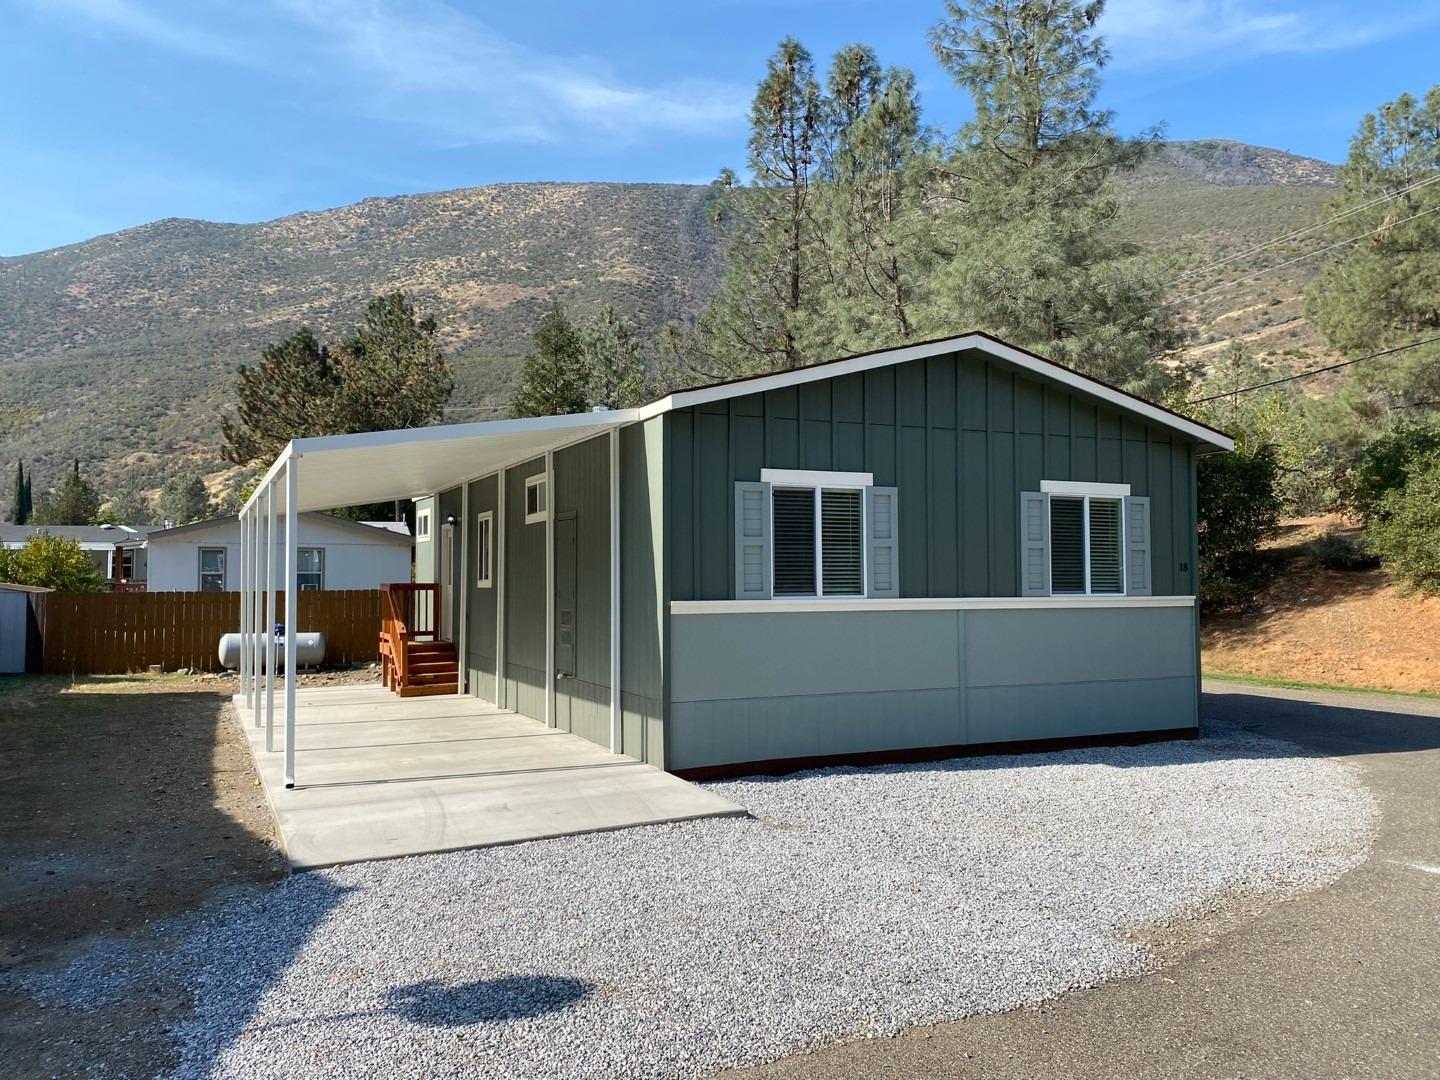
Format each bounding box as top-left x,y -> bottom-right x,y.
244,408 -> 640,516
240,331 -> 1234,517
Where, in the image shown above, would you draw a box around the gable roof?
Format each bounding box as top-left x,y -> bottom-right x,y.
0,523 -> 160,547
145,512 -> 413,545
241,332 -> 1232,517
635,331 -> 1234,452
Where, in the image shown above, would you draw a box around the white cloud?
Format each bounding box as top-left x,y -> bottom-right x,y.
31,0 -> 749,146
1099,0 -> 1432,67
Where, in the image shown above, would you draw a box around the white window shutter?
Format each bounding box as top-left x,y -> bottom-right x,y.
734,482 -> 772,599
865,486 -> 900,598
1124,496 -> 1152,596
1019,492 -> 1050,596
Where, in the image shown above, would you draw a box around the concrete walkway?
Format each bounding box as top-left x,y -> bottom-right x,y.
734,679 -> 1440,1080
234,684 -> 745,869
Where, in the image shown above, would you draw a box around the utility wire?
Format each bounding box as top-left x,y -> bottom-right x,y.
1164,172 -> 1440,289
1185,334 -> 1440,405
1172,202 -> 1440,308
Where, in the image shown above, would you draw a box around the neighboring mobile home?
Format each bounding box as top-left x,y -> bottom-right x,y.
145,513 -> 411,592
240,333 -> 1232,778
0,523 -> 157,586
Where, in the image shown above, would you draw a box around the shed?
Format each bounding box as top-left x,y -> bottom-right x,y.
238,332 -> 1232,781
0,583 -> 48,674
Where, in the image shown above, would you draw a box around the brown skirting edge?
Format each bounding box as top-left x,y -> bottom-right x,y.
672,726 -> 1200,782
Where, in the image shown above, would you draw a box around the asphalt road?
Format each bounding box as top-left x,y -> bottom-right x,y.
735,680 -> 1440,1080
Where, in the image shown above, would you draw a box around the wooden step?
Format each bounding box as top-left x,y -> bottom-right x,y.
408,671 -> 459,685
408,661 -> 459,676
396,682 -> 459,697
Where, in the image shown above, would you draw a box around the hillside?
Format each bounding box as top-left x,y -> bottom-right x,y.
0,141 -> 1340,497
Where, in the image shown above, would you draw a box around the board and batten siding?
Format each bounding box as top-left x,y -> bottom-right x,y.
465,474 -> 500,697
621,418 -> 666,767
502,459 -> 548,721
665,347 -> 1199,601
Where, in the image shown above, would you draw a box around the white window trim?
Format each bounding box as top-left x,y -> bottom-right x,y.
769,470 -> 871,600
1041,480 -> 1131,497
198,546 -> 226,592
476,510 -> 494,588
416,508 -> 432,542
296,546 -> 324,591
524,474 -> 548,525
1047,490 -> 1125,598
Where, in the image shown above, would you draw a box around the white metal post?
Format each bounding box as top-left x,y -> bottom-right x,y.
251,509 -> 262,727
458,482 -> 469,697
495,468 -> 505,707
283,457 -> 298,788
265,481 -> 277,752
544,450 -> 554,728
609,429 -> 621,753
240,507 -> 251,704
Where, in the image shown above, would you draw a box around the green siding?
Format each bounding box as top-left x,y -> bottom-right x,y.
667,604 -> 1198,771
412,495 -> 436,584
503,458 -> 547,721
465,474 -> 499,699
438,487 -> 463,643
667,348 -> 1200,600
620,418 -> 665,768
552,435 -> 612,748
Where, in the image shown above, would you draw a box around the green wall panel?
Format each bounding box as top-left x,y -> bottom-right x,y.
465,474 -> 499,700
503,458 -> 546,719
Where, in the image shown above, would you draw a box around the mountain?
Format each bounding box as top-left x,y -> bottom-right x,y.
0,142 -> 1339,499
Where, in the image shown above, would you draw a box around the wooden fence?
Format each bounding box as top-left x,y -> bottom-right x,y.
28,590 -> 382,675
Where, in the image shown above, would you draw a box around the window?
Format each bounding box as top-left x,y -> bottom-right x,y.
296,548 -> 324,591
1021,482 -> 1149,597
416,508 -> 432,542
525,474 -> 548,524
766,469 -> 871,598
476,511 -> 493,588
199,547 -> 226,592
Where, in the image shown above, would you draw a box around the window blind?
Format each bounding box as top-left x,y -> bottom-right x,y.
821,488 -> 864,596
772,487 -> 816,596
1088,498 -> 1124,594
1050,496 -> 1085,593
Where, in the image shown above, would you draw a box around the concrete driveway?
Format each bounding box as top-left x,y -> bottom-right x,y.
735,679 -> 1440,1080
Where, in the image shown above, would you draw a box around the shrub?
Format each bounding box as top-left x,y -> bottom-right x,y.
1364,451 -> 1440,594
0,533 -> 104,591
1347,424 -> 1440,523
1308,529 -> 1378,571
1197,438 -> 1282,608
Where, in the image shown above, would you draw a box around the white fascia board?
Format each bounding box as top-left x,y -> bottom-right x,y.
638,335 -> 1234,453
1040,480 -> 1132,497
242,441 -> 294,518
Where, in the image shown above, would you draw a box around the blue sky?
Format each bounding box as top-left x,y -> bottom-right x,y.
2,0 -> 1436,255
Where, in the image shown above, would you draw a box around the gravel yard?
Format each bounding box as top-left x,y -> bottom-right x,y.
25,721 -> 1376,1079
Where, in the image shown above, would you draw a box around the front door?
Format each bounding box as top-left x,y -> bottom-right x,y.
553,512 -> 578,731
439,522 -> 455,642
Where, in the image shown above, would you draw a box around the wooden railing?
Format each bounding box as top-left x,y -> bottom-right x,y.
379,582 -> 438,690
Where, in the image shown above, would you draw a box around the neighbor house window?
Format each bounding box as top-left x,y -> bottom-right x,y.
295,547 -> 324,591
199,547 -> 226,592
476,511 -> 493,588
734,472 -> 898,601
525,474 -> 548,524
1020,482 -> 1150,597
416,509 -> 432,542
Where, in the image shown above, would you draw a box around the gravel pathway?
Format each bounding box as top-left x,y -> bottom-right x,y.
28,722 -> 1378,1079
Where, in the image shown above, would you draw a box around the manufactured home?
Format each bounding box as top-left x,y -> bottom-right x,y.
239,332 -> 1231,780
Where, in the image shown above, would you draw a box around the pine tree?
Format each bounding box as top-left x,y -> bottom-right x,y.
222,327 -> 340,466
809,47 -> 934,355
510,305 -> 591,417
695,38 -> 826,377
924,0 -> 1180,399
583,307 -> 652,409
10,460 -> 26,525
32,460 -> 101,526
158,472 -> 211,525
1305,85 -> 1440,410
21,472 -> 32,524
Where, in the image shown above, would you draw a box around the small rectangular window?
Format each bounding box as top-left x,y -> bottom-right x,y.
296,547 -> 324,591
1050,497 -> 1085,594
1048,492 -> 1125,596
772,487 -> 817,596
525,474 -> 548,524
476,511 -> 493,588
199,547 -> 226,592
820,488 -> 864,596
416,508 -> 432,542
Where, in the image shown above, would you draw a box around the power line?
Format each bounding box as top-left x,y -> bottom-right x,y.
1164,172 -> 1440,290
1172,202 -> 1440,308
1185,334 -> 1440,405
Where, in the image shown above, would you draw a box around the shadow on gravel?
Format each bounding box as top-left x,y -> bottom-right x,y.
387,975 -> 593,1026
